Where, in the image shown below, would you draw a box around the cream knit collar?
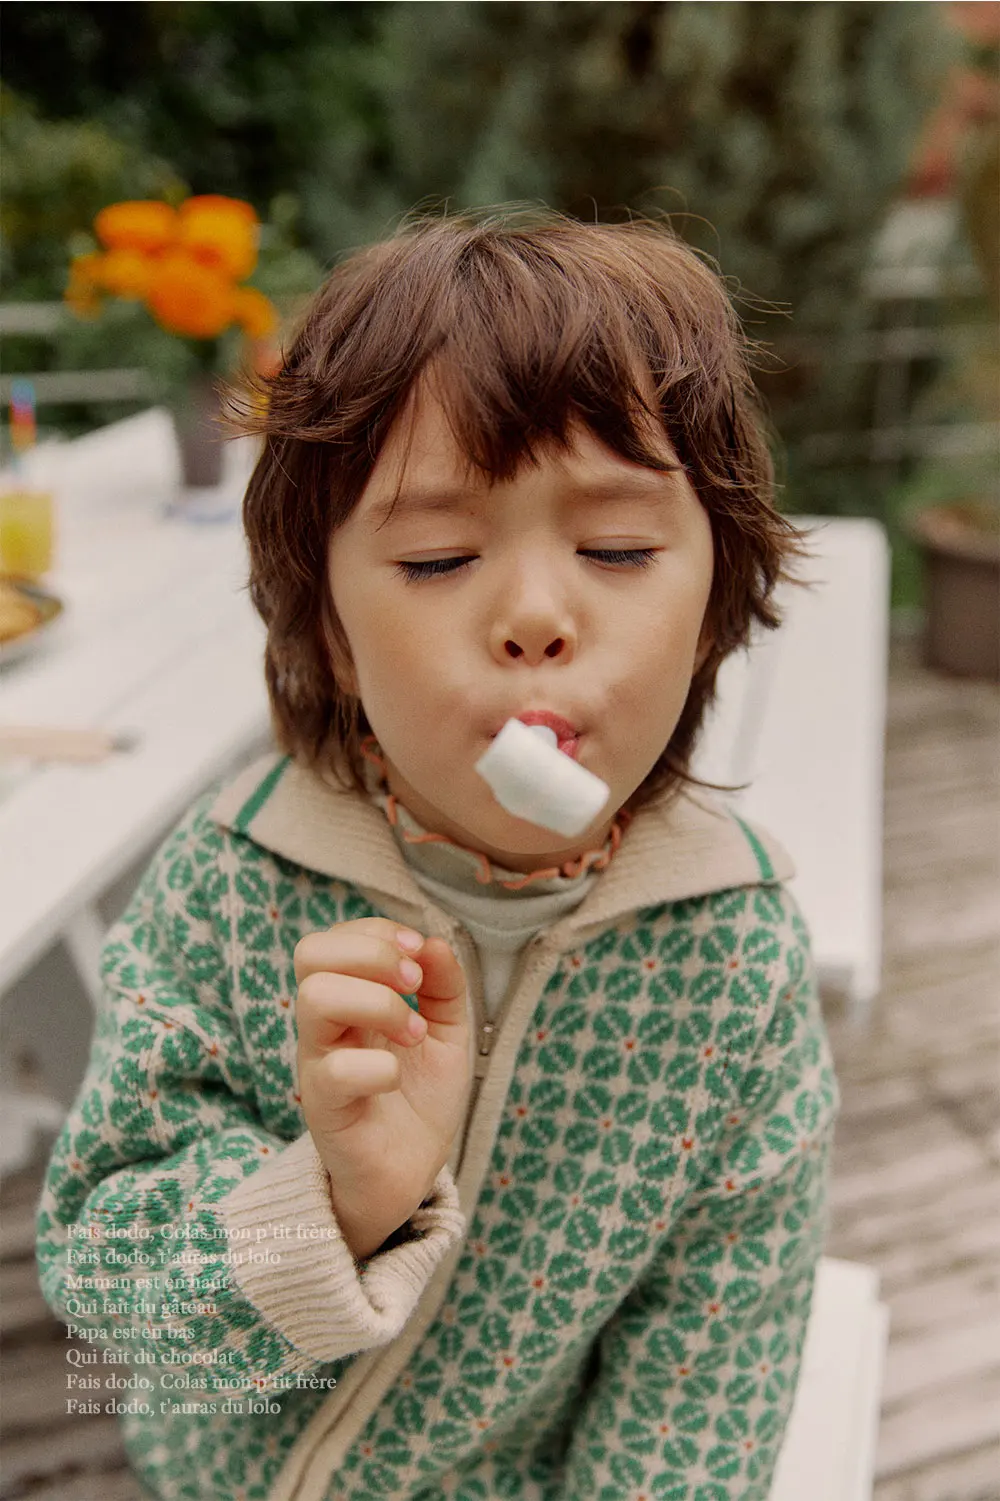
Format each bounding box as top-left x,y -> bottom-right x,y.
208,753 -> 794,936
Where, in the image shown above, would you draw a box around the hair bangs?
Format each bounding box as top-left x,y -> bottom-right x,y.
424,244 -> 678,485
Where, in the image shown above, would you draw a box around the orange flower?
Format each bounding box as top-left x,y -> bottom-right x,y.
98,249 -> 154,300
94,200 -> 177,255
145,254 -> 236,339
232,286 -> 278,339
182,194 -> 257,223
178,195 -> 259,281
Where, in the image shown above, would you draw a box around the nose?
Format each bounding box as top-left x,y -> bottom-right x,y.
488,557 -> 578,667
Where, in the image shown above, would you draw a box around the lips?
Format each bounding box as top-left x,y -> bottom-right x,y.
515,710 -> 581,759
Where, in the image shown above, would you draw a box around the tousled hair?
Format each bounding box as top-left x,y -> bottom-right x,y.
233,207 -> 811,812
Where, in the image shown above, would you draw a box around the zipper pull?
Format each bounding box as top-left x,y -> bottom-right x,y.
478,1020 -> 496,1058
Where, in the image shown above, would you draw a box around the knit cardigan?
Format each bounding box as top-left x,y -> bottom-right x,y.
36,753 -> 839,1501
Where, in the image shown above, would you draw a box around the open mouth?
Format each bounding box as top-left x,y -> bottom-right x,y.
515,710 -> 581,759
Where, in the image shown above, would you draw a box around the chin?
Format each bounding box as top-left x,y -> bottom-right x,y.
473,806 -> 610,871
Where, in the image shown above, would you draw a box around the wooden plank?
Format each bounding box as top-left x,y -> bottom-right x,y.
1,1340 -> 87,1430
0,1258 -> 61,1340
874,1441 -> 1000,1501
829,1103 -> 972,1180
0,1161 -> 50,1213
6,1468 -> 146,1501
887,1263 -> 1000,1340
924,1053 -> 1000,1100
0,1198 -> 43,1261
881,1312 -> 1000,1406
829,1176 -> 1000,1278
1,1414 -> 129,1492
876,1367 -> 1000,1479
828,1140 -> 987,1216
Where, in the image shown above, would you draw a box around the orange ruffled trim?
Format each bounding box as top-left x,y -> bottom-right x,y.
361,735 -> 628,891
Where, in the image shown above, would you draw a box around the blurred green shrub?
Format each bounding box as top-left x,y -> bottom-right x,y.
3,1 -> 952,518
361,1 -> 950,517
1,85 -> 323,436
1,86 -> 181,296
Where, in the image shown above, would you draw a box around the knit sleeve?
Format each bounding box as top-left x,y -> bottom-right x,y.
558,895 -> 839,1499
34,794 -> 465,1402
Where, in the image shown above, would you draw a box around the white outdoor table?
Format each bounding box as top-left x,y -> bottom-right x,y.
0,409 -> 271,999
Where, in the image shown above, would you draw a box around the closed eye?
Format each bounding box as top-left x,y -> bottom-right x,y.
394,556 -> 475,582
394,547 -> 658,582
579,547 -> 658,568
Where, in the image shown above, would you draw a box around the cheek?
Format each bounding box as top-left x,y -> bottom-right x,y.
336,595 -> 426,716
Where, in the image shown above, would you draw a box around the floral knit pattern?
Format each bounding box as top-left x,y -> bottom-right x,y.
36,789 -> 838,1501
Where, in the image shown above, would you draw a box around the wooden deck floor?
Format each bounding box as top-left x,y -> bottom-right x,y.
823,635 -> 1000,1501
1,633 -> 997,1500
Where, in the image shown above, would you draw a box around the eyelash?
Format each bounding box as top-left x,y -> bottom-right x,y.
394,548 -> 658,582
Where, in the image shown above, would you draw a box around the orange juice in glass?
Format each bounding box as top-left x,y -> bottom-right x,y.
0,488 -> 55,578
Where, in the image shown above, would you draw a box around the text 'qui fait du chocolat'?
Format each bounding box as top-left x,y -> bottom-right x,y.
62,1218 -> 339,1420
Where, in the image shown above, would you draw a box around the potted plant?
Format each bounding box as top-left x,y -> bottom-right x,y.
904,465 -> 999,680
902,15 -> 999,680
65,194 -> 279,489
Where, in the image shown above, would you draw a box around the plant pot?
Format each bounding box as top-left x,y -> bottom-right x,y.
171,377 -> 225,489
907,506 -> 1000,680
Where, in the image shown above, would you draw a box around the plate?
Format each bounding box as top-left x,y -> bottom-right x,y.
0,578 -> 64,666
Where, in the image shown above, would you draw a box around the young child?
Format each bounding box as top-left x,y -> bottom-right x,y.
37,210 -> 839,1501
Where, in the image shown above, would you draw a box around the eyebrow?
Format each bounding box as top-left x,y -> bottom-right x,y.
371,486 -> 474,526
371,470 -> 683,526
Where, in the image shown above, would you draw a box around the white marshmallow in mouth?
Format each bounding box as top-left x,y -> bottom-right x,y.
475,718 -> 610,837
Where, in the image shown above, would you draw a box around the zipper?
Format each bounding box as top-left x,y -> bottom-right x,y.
448,926 -> 553,1179
447,925 -> 516,1081
471,931 -> 549,1079
478,1019 -> 496,1062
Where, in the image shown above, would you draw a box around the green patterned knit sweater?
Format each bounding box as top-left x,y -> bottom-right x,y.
36,754 -> 839,1501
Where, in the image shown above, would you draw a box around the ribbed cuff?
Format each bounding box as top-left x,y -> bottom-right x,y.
219,1133 -> 465,1363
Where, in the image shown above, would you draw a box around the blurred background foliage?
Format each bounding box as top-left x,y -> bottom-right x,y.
4,0 -> 992,603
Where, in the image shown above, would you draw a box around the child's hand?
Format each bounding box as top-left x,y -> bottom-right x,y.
294,917 -> 471,1261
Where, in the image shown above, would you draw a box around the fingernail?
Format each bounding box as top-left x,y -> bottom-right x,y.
400,958 -> 423,989
396,929 -> 424,953
407,1011 -> 427,1040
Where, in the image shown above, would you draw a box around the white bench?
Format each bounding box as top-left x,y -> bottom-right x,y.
695,516 -> 890,1026
771,1258 -> 890,1501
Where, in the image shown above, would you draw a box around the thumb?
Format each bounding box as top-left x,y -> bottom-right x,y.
414,936 -> 468,1035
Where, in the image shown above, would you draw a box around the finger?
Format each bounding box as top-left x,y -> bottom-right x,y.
412,937 -> 468,1031
294,917 -> 424,982
294,920 -> 425,992
297,972 -> 427,1055
302,1046 -> 402,1113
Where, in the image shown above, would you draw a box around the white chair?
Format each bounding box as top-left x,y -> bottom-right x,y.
771,1258 -> 890,1501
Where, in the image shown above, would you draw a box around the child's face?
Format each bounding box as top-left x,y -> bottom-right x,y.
327,382 -> 714,872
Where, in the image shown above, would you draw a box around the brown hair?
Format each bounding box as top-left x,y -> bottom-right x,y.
234,207 -> 811,811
